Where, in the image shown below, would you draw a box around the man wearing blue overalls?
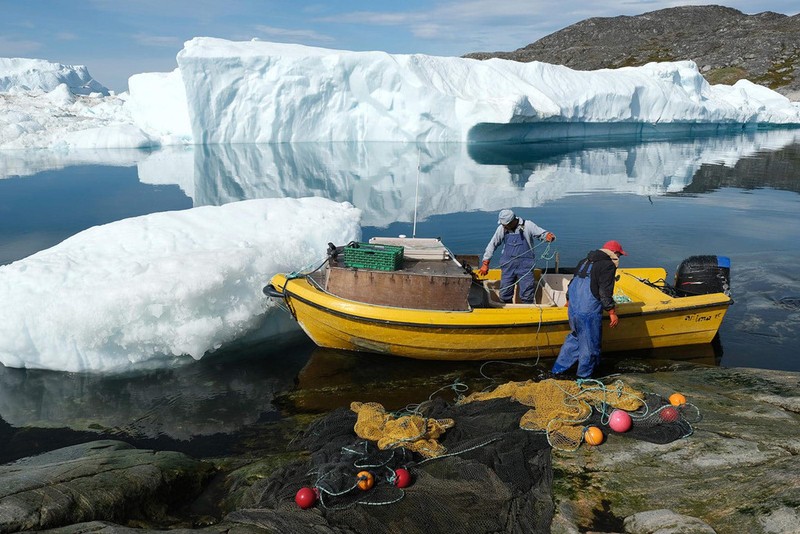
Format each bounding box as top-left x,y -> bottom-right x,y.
552,240 -> 626,378
478,209 -> 556,303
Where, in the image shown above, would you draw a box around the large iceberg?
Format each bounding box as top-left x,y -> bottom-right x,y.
176,38 -> 800,144
2,39 -> 800,149
0,197 -> 361,372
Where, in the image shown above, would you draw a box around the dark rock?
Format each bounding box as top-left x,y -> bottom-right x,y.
624,509 -> 715,533
465,6 -> 800,100
0,440 -> 214,532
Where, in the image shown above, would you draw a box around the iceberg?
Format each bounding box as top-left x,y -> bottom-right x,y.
0,198 -> 361,372
175,38 -> 800,144
0,83 -> 156,150
125,69 -> 193,144
2,39 -> 800,149
0,57 -> 108,95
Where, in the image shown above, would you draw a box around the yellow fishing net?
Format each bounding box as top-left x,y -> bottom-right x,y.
352,379 -> 645,455
351,401 -> 455,458
458,378 -> 644,451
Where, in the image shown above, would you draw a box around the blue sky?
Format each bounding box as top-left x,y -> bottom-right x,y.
1,1 -> 797,92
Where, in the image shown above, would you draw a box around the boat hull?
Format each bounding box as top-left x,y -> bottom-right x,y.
267,268 -> 731,361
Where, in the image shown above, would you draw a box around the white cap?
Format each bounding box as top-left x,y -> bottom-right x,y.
498,209 -> 515,225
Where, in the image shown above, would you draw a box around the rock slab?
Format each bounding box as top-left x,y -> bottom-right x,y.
0,440 -> 214,533
551,367 -> 800,533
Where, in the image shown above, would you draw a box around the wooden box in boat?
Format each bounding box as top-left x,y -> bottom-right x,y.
324,259 -> 473,311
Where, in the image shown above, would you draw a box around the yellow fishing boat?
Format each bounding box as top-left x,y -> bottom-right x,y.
264,238 -> 732,360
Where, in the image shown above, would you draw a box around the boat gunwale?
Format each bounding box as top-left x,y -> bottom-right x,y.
274,276 -> 732,330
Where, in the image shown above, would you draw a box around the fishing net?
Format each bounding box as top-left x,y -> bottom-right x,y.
456,378 -> 699,451
235,396 -> 553,533
351,401 -> 455,458
585,390 -> 700,445
459,378 -> 646,451
233,377 -> 700,533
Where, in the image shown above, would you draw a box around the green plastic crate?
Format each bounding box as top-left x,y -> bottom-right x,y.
343,242 -> 404,271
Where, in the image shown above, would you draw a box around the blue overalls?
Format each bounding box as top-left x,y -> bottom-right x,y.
499,228 -> 536,303
552,260 -> 603,377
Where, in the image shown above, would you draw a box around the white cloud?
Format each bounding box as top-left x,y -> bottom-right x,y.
411,23 -> 446,40
313,9 -> 422,27
253,25 -> 335,44
87,0 -> 227,20
133,33 -> 184,48
0,36 -> 42,57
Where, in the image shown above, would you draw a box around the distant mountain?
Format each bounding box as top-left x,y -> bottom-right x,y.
465,5 -> 800,100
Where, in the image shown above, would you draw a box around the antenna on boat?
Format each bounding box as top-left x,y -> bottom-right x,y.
412,147 -> 420,238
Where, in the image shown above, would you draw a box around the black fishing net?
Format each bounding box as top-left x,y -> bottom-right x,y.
584,392 -> 700,444
229,379 -> 699,534
233,397 -> 553,534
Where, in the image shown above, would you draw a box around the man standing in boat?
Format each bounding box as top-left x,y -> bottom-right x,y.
551,240 -> 626,378
478,209 -> 556,303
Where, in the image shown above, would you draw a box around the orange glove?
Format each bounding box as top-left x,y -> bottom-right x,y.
608,309 -> 619,328
545,232 -> 556,242
478,260 -> 490,276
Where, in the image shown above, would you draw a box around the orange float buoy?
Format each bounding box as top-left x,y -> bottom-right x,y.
356,471 -> 374,490
584,426 -> 604,446
669,393 -> 687,407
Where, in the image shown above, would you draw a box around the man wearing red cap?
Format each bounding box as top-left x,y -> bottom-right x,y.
552,240 -> 627,378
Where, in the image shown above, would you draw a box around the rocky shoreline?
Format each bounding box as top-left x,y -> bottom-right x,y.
1,366 -> 798,533
465,6 -> 800,101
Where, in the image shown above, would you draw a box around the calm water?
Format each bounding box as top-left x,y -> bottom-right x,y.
2,130 -> 800,461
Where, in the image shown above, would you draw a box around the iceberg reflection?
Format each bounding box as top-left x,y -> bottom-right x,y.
0,342 -> 312,446
132,130 -> 800,226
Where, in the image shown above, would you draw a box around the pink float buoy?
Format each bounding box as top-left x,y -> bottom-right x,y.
608,409 -> 632,432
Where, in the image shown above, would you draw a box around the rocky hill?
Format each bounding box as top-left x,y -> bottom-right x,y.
465,5 -> 800,100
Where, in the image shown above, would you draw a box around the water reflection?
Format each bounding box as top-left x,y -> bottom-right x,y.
132,129 -> 800,226
3,131 -> 799,233
0,336 -> 726,462
281,342 -> 724,415
681,141 -> 800,194
0,340 -> 313,460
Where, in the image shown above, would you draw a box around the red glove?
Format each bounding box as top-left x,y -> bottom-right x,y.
478,260 -> 490,276
608,309 -> 619,328
545,232 -> 556,242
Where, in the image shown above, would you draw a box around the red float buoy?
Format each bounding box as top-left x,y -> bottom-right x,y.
295,487 -> 317,509
660,406 -> 679,422
394,468 -> 412,488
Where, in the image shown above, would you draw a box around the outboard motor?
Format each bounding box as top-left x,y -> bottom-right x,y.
675,255 -> 731,297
